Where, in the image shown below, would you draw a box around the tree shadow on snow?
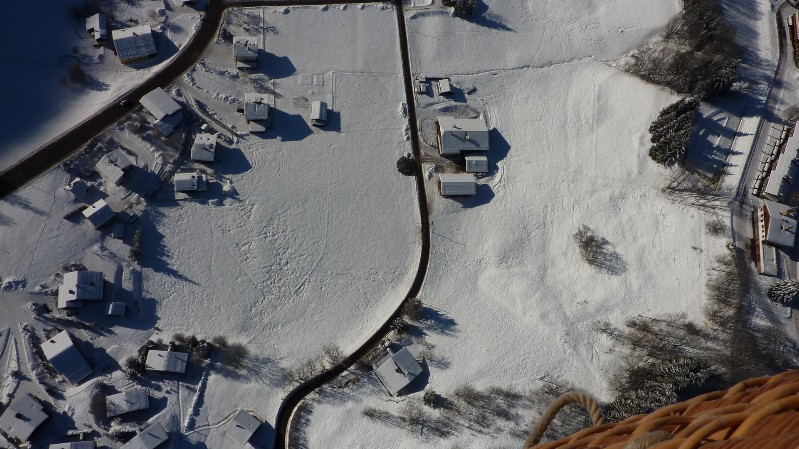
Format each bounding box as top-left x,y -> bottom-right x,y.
140,209 -> 199,285
460,1 -> 515,32
214,354 -> 286,388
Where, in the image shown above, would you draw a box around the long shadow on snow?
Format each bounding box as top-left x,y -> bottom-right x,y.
140,208 -> 199,285
459,0 -> 515,32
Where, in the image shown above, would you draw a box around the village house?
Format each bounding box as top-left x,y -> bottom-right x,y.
233,36 -> 258,69
225,410 -> 261,444
174,172 -> 207,193
243,93 -> 270,133
437,78 -> 452,96
191,133 -> 217,162
41,331 -> 93,384
67,178 -> 90,201
139,88 -> 183,136
112,25 -> 157,63
119,423 -> 168,449
439,173 -> 477,196
82,199 -> 115,228
0,394 -> 48,441
58,270 -> 104,309
85,13 -> 107,43
373,346 -> 424,396
145,350 -> 188,374
755,200 -> 797,276
437,116 -> 489,155
106,388 -> 149,418
96,149 -> 134,185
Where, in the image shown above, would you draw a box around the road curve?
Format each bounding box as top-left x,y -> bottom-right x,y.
0,1 -> 431,448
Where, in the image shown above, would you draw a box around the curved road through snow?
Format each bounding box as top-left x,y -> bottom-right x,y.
0,1 -> 430,448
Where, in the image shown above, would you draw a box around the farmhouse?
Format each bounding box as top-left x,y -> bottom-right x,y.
225,410 -> 261,444
106,388 -> 149,418
310,101 -> 328,127
96,150 -> 134,185
174,172 -> 207,193
112,25 -> 157,63
50,442 -> 95,449
119,423 -> 168,449
243,93 -> 270,133
0,394 -> 48,441
139,88 -> 183,136
437,116 -> 489,155
145,350 -> 188,373
191,133 -> 217,162
82,199 -> 115,228
58,270 -> 104,309
373,346 -> 424,396
439,173 -> 477,196
85,13 -> 107,43
41,331 -> 93,384
465,155 -> 489,173
233,36 -> 258,69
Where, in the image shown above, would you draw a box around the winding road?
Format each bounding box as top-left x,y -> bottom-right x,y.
0,1 -> 430,448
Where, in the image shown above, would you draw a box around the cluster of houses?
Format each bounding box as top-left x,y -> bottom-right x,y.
85,13 -> 158,64
436,116 -> 490,197
753,123 -> 799,276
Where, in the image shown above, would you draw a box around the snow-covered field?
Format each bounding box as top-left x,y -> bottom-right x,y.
0,0 -> 201,172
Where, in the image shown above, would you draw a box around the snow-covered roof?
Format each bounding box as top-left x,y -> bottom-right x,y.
68,178 -> 90,200
439,173 -> 477,196
191,133 -> 216,162
225,410 -> 261,444
112,25 -> 156,62
119,423 -> 168,449
41,331 -> 92,384
85,13 -> 107,41
311,101 -> 328,125
108,302 -> 126,316
233,36 -> 258,62
106,388 -> 149,418
96,150 -> 132,184
57,270 -> 103,309
374,347 -> 423,396
173,172 -> 207,192
140,88 -> 181,121
0,394 -> 48,441
764,200 -> 797,248
82,199 -> 115,228
465,155 -> 489,173
50,442 -> 95,449
438,78 -> 452,95
438,116 -> 489,155
145,350 -> 188,373
244,93 -> 270,121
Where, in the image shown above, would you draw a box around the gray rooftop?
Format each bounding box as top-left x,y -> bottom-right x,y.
112,25 -> 156,62
41,331 -> 93,384
106,388 -> 149,418
225,410 -> 261,444
50,442 -> 95,449
145,350 -> 188,373
244,93 -> 270,122
0,394 -> 48,441
233,36 -> 258,62
191,133 -> 217,162
140,88 -> 181,121
438,116 -> 490,155
119,423 -> 168,449
374,347 -> 423,396
85,13 -> 107,41
58,270 -> 103,309
174,172 -> 208,192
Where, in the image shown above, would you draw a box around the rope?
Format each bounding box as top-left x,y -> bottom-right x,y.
622,431 -> 673,449
523,391 -> 605,448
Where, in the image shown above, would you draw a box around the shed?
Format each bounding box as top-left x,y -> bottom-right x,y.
41,331 -> 93,384
373,347 -> 424,396
437,78 -> 452,96
243,93 -> 270,132
50,442 -> 95,449
310,101 -> 328,127
437,116 -> 490,155
439,173 -> 477,196
465,155 -> 489,173
106,388 -> 149,418
119,423 -> 168,449
173,172 -> 207,193
82,199 -> 115,228
191,133 -> 216,162
0,394 -> 48,441
85,13 -> 107,42
112,25 -> 157,63
140,88 -> 183,136
225,410 -> 261,444
57,270 -> 104,309
145,350 -> 188,373
107,302 -> 126,316
233,36 -> 258,69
